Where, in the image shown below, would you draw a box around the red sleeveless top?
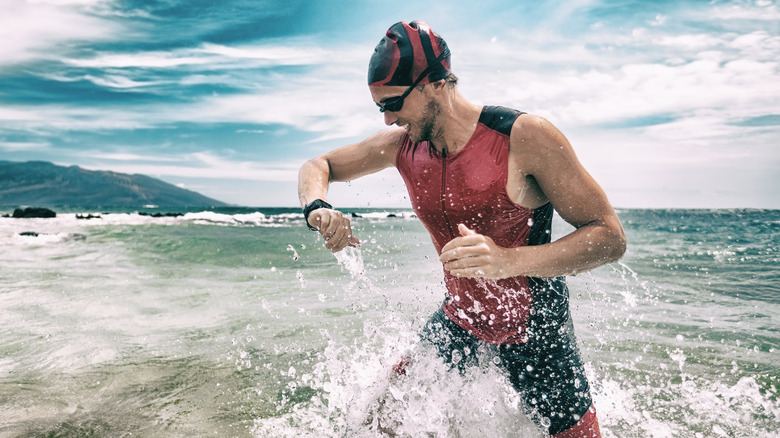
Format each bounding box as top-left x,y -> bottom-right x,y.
396,106 -> 555,344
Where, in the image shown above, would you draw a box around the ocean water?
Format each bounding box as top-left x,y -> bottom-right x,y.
0,207 -> 777,437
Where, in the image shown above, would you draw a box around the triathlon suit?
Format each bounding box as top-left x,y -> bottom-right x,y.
395,106 -> 600,436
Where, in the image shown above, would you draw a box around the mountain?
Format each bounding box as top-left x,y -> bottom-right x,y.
0,161 -> 228,207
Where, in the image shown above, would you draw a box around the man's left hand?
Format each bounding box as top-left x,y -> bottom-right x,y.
439,224 -> 514,279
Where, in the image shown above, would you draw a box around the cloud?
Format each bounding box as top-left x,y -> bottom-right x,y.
1,0 -> 778,208
88,152 -> 184,162
0,34 -> 373,138
0,0 -> 117,66
5,1 -> 778,140
0,105 -> 154,131
60,40 -> 331,74
0,140 -> 50,151
710,1 -> 780,21
186,79 -> 377,140
198,42 -> 330,65
165,42 -> 378,140
457,13 -> 780,138
79,151 -> 300,182
63,52 -> 213,69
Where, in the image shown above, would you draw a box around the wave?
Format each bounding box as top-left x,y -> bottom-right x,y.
0,210 -> 420,245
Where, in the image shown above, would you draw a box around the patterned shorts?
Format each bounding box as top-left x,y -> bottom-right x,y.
419,306 -> 593,435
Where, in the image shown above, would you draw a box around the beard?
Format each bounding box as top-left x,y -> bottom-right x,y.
409,100 -> 441,144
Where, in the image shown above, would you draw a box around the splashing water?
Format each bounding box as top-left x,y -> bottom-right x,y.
333,245 -> 366,278
250,210 -> 780,438
2,208 -> 778,437
251,317 -> 545,438
252,244 -> 546,437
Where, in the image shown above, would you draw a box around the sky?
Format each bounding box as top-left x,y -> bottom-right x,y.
0,0 -> 778,209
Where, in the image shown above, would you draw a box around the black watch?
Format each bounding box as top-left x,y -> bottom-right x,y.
303,199 -> 332,231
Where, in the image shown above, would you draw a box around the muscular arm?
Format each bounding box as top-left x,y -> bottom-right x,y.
440,115 -> 626,278
298,127 -> 403,251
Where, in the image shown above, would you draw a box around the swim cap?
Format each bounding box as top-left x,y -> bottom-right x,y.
368,21 -> 451,87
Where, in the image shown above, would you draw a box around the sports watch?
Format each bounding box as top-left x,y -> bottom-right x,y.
302,199 -> 332,231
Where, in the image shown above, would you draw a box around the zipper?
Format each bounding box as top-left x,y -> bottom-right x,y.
440,149 -> 455,238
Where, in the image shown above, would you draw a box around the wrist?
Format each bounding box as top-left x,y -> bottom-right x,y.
302,199 -> 332,230
503,246 -> 528,278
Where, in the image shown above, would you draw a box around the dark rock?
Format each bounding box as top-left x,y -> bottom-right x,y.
76,214 -> 102,220
139,211 -> 183,218
19,231 -> 39,236
13,207 -> 56,218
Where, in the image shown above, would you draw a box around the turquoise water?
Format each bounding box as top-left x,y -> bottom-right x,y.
0,208 -> 777,437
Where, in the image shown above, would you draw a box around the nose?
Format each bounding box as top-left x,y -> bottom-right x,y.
383,111 -> 398,126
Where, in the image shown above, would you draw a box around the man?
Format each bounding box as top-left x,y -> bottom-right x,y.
298,20 -> 626,437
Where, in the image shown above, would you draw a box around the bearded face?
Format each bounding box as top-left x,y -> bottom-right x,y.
409,99 -> 442,144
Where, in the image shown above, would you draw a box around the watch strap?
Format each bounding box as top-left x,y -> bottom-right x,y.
303,199 -> 332,231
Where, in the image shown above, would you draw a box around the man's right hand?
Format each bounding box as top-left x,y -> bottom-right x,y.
307,208 -> 360,252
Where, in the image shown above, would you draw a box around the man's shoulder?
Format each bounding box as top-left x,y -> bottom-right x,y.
505,112 -> 572,171
508,113 -> 559,144
477,106 -> 557,141
479,106 -> 526,137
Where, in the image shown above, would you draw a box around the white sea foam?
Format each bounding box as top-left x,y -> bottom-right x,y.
0,211 -> 293,237
1,209 -> 777,437
333,245 -> 366,278
0,210 -> 420,243
252,318 -> 544,438
253,241 -> 546,437
595,374 -> 780,438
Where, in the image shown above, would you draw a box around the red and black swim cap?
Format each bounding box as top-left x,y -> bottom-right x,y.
368,21 -> 451,87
